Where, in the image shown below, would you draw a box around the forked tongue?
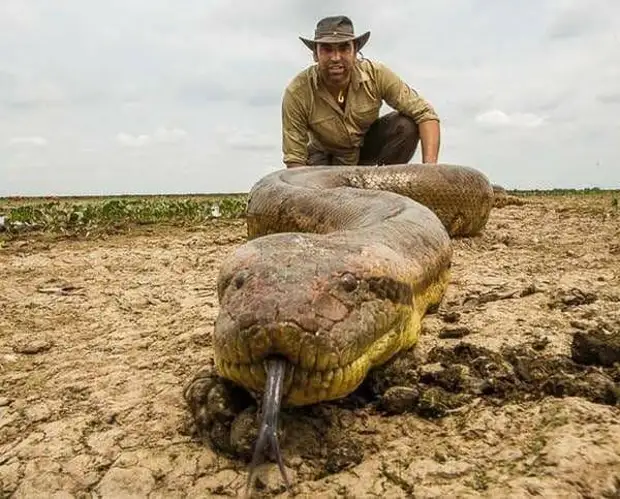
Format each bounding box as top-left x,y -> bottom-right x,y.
244,356 -> 291,497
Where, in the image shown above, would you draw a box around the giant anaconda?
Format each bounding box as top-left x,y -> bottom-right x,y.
185,162 -> 495,492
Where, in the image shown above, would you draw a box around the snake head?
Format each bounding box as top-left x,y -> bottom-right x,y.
210,231 -> 435,406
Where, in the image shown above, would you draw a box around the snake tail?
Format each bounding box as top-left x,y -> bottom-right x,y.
245,357 -> 291,496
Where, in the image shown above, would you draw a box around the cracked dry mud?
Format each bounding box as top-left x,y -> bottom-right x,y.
2,193 -> 620,498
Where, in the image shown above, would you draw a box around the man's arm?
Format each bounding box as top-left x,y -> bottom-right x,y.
282,89 -> 309,168
375,63 -> 441,164
419,120 -> 440,164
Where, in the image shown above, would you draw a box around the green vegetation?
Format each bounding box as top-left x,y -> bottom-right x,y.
0,194 -> 248,237
508,187 -> 620,197
1,187 -> 617,240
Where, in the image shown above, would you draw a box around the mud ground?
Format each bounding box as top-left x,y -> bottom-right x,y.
1,192 -> 619,498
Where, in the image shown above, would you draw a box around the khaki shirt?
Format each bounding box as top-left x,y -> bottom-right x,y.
281,58 -> 440,165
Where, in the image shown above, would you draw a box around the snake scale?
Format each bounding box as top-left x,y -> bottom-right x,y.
189,163 -> 495,493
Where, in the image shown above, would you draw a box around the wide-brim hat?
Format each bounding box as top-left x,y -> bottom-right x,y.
299,15 -> 370,52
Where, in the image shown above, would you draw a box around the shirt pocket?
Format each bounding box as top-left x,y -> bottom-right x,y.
350,102 -> 380,130
309,115 -> 347,149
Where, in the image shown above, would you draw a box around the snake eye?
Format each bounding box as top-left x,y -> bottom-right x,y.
233,272 -> 247,289
340,272 -> 358,292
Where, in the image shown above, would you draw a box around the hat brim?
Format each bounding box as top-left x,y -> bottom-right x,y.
299,31 -> 370,52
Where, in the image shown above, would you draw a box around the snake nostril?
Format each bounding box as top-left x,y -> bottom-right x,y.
340,272 -> 358,292
234,272 -> 246,289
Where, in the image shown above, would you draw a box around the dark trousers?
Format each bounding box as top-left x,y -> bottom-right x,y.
308,111 -> 420,166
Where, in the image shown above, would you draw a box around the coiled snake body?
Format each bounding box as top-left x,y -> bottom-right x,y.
190,163 -> 495,492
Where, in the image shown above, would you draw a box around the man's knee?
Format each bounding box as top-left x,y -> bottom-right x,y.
390,113 -> 419,142
360,112 -> 420,165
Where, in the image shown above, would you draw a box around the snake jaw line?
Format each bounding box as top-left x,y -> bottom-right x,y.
215,303 -> 419,406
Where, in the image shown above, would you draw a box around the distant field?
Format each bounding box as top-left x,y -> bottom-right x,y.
507,187 -> 619,197
1,188 -> 617,239
0,193 -> 249,237
2,187 -> 618,206
0,192 -> 247,208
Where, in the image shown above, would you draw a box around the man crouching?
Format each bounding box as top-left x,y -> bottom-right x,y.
282,15 -> 441,168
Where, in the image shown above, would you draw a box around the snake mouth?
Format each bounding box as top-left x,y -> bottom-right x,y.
216,354 -> 368,406
214,310 -> 418,406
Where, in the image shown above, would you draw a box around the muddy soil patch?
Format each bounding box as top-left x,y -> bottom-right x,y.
186,330 -> 620,496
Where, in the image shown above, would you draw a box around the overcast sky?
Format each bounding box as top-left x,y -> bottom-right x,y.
1,0 -> 618,196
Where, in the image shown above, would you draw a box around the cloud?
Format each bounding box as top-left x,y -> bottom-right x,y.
223,131 -> 278,151
116,127 -> 188,147
544,0 -> 614,40
153,127 -> 188,144
475,110 -> 546,129
597,92 -> 620,104
0,1 -> 40,32
116,133 -> 151,148
8,136 -> 48,146
0,72 -> 67,110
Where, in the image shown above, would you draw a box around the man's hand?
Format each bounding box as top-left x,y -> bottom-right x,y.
418,120 -> 441,164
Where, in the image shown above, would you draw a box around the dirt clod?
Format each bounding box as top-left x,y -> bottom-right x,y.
438,326 -> 473,339
417,386 -> 467,418
572,329 -> 620,367
380,386 -> 420,414
549,287 -> 598,310
323,438 -> 364,474
440,310 -> 461,323
229,407 -> 260,459
12,340 -> 52,355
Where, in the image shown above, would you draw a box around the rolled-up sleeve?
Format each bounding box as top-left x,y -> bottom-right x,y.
281,89 -> 309,165
375,63 -> 440,124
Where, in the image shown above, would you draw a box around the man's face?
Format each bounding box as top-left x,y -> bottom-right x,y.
314,41 -> 356,86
